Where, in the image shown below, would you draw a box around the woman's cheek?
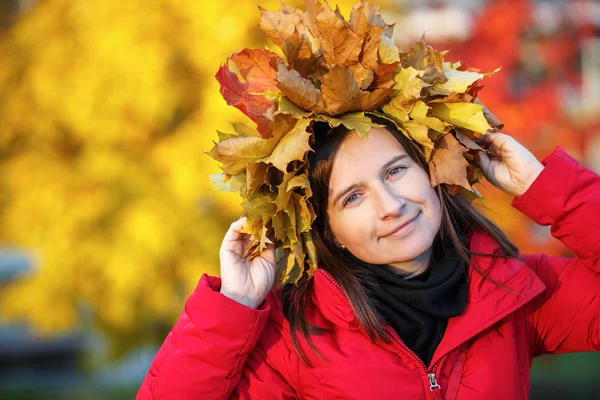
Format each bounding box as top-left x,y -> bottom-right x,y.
344,208 -> 370,242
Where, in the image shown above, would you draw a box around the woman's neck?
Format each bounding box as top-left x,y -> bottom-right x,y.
388,247 -> 432,279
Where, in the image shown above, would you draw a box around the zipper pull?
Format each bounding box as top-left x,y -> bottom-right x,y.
428,372 -> 441,391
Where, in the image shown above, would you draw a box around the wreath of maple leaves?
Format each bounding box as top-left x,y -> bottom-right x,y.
208,0 -> 502,284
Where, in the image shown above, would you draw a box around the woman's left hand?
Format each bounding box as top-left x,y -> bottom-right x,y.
476,132 -> 545,197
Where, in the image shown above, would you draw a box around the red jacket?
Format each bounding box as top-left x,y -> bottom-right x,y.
137,147 -> 600,399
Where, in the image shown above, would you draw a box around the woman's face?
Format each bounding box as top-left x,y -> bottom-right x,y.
327,127 -> 442,272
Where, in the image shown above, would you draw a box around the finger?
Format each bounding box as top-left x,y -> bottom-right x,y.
476,151 -> 493,181
261,242 -> 276,264
483,132 -> 509,157
481,132 -> 503,148
481,132 -> 494,143
223,217 -> 247,244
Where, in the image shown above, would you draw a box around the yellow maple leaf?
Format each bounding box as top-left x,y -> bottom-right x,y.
428,102 -> 493,134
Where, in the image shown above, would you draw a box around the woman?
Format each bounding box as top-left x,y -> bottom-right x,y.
136,119 -> 600,399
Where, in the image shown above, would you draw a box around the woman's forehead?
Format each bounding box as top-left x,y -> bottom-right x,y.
334,128 -> 408,166
328,128 -> 409,190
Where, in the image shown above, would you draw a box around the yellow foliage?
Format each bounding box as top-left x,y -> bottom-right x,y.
0,0 -> 376,354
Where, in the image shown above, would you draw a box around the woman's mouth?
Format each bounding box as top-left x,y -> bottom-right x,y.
380,211 -> 421,239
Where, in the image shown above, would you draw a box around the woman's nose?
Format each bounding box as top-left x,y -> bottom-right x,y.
374,183 -> 406,220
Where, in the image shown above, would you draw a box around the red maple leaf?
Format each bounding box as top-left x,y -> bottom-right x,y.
215,49 -> 283,137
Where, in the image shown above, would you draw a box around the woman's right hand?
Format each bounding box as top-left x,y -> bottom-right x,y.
219,217 -> 277,309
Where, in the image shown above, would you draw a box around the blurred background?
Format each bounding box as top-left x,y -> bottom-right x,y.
0,0 -> 599,398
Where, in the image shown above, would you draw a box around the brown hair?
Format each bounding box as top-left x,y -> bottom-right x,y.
281,117 -> 519,365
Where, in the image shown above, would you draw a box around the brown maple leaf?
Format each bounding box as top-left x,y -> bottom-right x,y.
429,133 -> 471,190
276,63 -> 326,113
400,37 -> 447,85
369,61 -> 400,90
304,0 -> 363,67
320,65 -> 394,115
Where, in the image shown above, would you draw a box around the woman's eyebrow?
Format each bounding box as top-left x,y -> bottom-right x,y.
331,155 -> 409,206
381,154 -> 408,171
332,184 -> 360,206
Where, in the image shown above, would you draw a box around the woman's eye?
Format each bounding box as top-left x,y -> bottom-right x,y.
344,193 -> 360,206
388,166 -> 406,178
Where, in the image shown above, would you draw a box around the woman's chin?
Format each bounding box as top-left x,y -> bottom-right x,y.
382,238 -> 434,264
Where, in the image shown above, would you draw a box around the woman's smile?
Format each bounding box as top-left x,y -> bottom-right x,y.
380,211 -> 422,240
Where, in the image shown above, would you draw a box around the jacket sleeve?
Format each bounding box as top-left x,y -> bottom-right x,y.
512,146 -> 600,356
135,274 -> 298,400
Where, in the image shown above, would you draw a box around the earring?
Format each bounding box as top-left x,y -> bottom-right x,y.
334,239 -> 346,249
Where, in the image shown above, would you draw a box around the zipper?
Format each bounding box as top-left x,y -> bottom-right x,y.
383,325 -> 442,391
318,270 -> 443,392
428,372 -> 441,391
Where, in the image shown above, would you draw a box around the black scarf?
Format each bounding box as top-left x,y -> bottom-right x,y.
358,244 -> 469,367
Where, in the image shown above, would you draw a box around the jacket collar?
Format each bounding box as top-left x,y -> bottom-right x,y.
311,229 -> 546,363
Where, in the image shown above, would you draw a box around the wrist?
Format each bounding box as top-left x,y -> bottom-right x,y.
219,288 -> 261,309
516,162 -> 544,197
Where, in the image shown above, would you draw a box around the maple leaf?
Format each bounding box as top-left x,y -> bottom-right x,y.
379,34 -> 400,64
428,92 -> 473,104
315,112 -> 375,138
409,101 -> 450,133
276,96 -> 314,118
229,49 -> 281,93
455,129 -> 483,151
428,102 -> 493,134
351,6 -> 384,69
213,135 -> 279,175
475,98 -> 504,130
246,162 -> 270,194
215,49 -> 283,137
269,170 -> 316,283
467,166 -> 485,187
259,7 -> 312,60
302,231 -> 318,274
217,130 -> 237,142
467,80 -> 485,99
231,122 -> 260,137
349,0 -> 383,35
349,64 -> 375,90
270,112 -> 298,138
262,119 -> 312,172
320,65 -> 394,115
276,63 -> 326,113
393,66 -> 425,101
369,61 -> 400,90
366,110 -> 402,130
433,63 -> 484,94
213,116 -> 300,174
275,169 -> 302,212
260,4 -> 327,80
349,18 -> 385,87
348,2 -> 395,89
228,171 -> 248,195
277,247 -> 301,284
429,133 -> 471,190
402,120 -> 435,159
400,36 -> 447,85
381,97 -> 411,125
242,194 -> 278,251
304,0 -> 363,67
